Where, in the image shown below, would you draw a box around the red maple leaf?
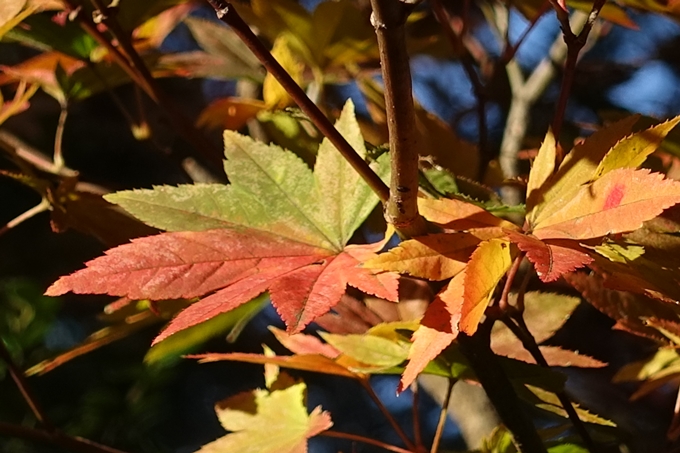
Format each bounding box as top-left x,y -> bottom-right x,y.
46,228 -> 398,344
505,231 -> 593,282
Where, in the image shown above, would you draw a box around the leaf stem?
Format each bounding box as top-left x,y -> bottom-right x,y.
206,0 -> 389,203
457,320 -> 547,453
369,0 -> 426,237
0,198 -> 51,239
430,378 -> 454,453
0,421 -> 128,453
53,103 -> 68,171
360,378 -> 417,451
502,315 -> 597,452
320,430 -> 414,453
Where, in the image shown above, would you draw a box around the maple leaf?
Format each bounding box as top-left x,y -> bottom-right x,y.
505,231 -> 593,282
363,232 -> 481,280
458,238 -> 515,335
418,197 -> 519,234
525,128 -> 557,214
531,168 -> 680,240
399,276 -> 463,392
592,115 -> 680,180
528,115 -> 640,226
47,100 -> 397,343
565,272 -> 680,342
198,379 -> 332,453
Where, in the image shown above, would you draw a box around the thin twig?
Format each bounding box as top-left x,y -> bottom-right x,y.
549,0 -> 607,150
500,0 -> 550,64
432,0 -> 488,178
430,378 -> 454,453
0,339 -> 54,430
0,198 -> 51,239
360,379 -> 417,451
0,422 -> 129,453
493,5 -> 585,207
206,0 -> 389,203
62,0 -> 224,172
502,315 -> 597,452
369,0 -> 426,236
320,430 -> 414,453
411,381 -> 423,449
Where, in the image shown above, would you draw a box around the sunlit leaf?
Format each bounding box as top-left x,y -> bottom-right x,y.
191,352 -> 360,379
532,169 -> 680,240
418,197 -> 519,233
529,115 -> 640,226
319,331 -> 409,368
199,382 -> 332,453
399,282 -> 462,391
459,239 -> 515,335
593,115 -> 680,179
49,101 -> 397,342
505,231 -> 593,282
364,232 -> 480,280
526,129 -> 556,217
263,34 -> 303,109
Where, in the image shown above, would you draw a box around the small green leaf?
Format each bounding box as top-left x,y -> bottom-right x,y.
313,100 -> 388,246
319,332 -> 409,368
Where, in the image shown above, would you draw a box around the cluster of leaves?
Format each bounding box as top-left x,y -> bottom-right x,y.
5,0 -> 680,452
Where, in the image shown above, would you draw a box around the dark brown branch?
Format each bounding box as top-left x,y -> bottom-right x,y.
369,0 -> 426,236
0,422 -> 128,453
502,315 -> 598,452
62,0 -> 225,173
0,340 -> 54,431
457,321 -> 548,453
207,0 -> 389,203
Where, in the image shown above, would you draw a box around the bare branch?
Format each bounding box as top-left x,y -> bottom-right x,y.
206,0 -> 390,203
370,0 -> 426,236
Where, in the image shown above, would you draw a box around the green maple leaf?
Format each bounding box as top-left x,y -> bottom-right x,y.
46,100 -> 395,342
199,364 -> 332,453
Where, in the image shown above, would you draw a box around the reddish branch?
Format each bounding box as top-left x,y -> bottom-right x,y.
206,0 -> 390,203
549,0 -> 607,157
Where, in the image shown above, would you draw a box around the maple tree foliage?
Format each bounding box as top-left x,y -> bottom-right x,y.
7,0 -> 680,452
47,101 -> 398,342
